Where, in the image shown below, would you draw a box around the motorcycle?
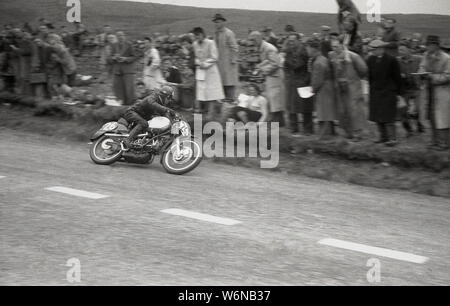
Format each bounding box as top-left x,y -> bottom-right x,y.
89,115 -> 202,175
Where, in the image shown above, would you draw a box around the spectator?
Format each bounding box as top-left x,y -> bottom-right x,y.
398,43 -> 425,135
178,61 -> 196,110
11,30 -> 33,95
37,25 -> 50,43
367,40 -> 403,147
38,18 -> 54,30
249,31 -> 285,127
99,34 -> 117,84
46,49 -> 65,98
337,0 -> 362,34
306,38 -> 337,140
192,27 -> 225,119
375,18 -> 386,39
30,37 -> 50,98
382,18 -> 401,57
283,33 -> 312,136
280,24 -> 297,54
341,15 -> 363,55
161,57 -> 182,106
419,35 -> 450,151
94,25 -> 113,58
262,27 -> 279,49
213,13 -> 239,100
162,58 -> 182,85
320,25 -> 333,57
410,33 -> 424,54
94,25 -> 112,84
23,22 -> 33,34
72,23 -> 88,56
108,31 -> 137,105
48,33 -> 77,87
0,32 -> 16,93
329,38 -> 368,140
228,83 -> 269,124
142,37 -> 164,90
179,35 -> 196,71
60,28 -> 74,51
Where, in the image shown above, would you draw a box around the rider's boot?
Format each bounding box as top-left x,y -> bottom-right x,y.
122,125 -> 142,151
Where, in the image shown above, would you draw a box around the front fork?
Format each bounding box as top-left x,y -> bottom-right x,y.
173,137 -> 182,159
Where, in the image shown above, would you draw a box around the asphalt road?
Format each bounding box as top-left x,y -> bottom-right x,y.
0,127 -> 449,286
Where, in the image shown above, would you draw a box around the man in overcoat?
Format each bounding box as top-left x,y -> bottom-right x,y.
367,40 -> 404,146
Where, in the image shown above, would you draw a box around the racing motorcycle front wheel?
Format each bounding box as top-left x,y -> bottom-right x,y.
162,137 -> 202,175
90,136 -> 123,165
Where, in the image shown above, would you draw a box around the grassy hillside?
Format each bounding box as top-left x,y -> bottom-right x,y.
1,0 -> 450,39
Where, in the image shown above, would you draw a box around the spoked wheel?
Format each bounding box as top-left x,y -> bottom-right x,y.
89,136 -> 123,165
162,138 -> 202,175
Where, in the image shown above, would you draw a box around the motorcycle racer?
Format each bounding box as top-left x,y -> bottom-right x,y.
122,83 -> 179,151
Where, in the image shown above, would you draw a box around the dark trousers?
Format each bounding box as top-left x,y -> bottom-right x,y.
290,113 -> 314,134
433,128 -> 450,148
223,86 -> 236,101
377,122 -> 396,142
302,112 -> 314,135
124,111 -> 148,141
289,113 -> 299,133
2,76 -> 15,93
318,121 -> 336,139
270,111 -> 285,128
113,74 -> 135,105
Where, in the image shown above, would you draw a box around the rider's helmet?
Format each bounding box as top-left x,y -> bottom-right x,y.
158,85 -> 175,106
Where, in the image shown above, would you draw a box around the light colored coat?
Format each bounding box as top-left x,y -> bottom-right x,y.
257,41 -> 284,113
311,54 -> 337,121
214,27 -> 239,86
419,50 -> 450,129
143,47 -> 164,90
193,39 -> 225,101
329,49 -> 368,132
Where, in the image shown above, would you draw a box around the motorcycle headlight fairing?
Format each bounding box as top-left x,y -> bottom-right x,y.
171,121 -> 191,137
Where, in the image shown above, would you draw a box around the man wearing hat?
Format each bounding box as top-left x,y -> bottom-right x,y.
382,18 -> 401,57
367,39 -> 404,146
249,31 -> 285,126
419,35 -> 450,150
320,25 -> 333,57
213,13 -> 239,100
262,27 -> 279,49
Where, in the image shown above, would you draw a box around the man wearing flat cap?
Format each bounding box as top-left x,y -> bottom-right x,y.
382,18 -> 401,57
418,35 -> 450,150
213,13 -> 239,100
262,27 -> 279,49
320,25 -> 333,57
367,39 -> 404,146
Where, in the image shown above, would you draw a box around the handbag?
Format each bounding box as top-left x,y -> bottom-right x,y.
29,72 -> 47,84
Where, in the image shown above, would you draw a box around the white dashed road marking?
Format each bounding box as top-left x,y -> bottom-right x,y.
45,186 -> 109,199
318,238 -> 429,264
0,176 -> 5,179
161,208 -> 242,226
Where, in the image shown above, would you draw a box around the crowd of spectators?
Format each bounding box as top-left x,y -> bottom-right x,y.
1,9 -> 450,150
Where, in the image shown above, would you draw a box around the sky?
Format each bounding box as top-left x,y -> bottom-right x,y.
115,0 -> 450,15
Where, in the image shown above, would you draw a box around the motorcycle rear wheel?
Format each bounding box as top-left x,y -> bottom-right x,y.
90,136 -> 123,165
